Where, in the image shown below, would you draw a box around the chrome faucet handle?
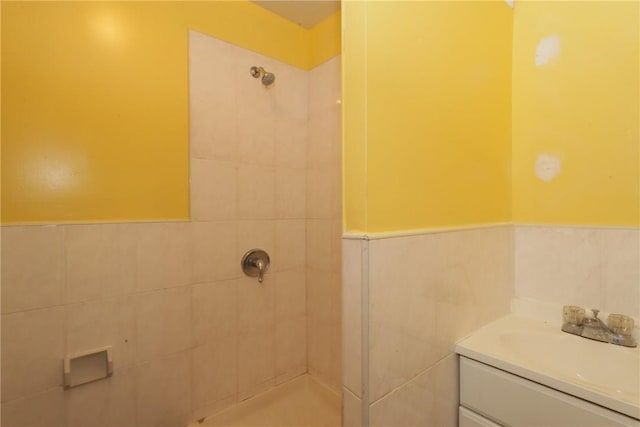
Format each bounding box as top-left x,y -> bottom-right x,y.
255,259 -> 266,283
591,309 -> 600,318
241,249 -> 270,284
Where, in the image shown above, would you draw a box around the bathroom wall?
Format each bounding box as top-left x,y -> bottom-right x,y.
189,28 -> 313,412
512,2 -> 639,320
341,2 -> 638,425
1,1 -> 338,224
343,2 -> 513,233
343,226 -> 513,426
1,18 -> 342,427
341,1 -> 514,425
307,56 -> 343,391
512,1 -> 639,227
1,32 -> 306,427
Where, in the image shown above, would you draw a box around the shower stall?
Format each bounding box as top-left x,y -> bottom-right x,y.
0,24 -> 342,427
186,29 -> 343,424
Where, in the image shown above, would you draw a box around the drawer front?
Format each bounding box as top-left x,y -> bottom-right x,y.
459,406 -> 501,427
460,357 -> 640,427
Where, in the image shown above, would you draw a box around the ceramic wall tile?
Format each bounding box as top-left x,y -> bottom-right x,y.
306,168 -> 337,219
135,287 -> 192,363
65,367 -> 137,427
66,296 -> 136,370
237,276 -> 275,335
237,165 -> 276,220
307,270 -> 335,322
308,112 -> 342,171
191,338 -> 237,411
342,239 -> 362,398
1,225 -> 65,313
192,280 -> 237,346
432,354 -> 459,427
369,354 -> 458,427
307,313 -> 342,392
275,270 -> 306,321
189,31 -> 238,162
275,169 -> 306,219
275,220 -> 306,271
307,219 -> 342,272
307,315 -> 332,385
514,225 -> 640,321
343,387 -> 363,427
271,64 -> 308,121
2,306 -> 65,401
275,117 -> 307,169
2,388 -> 66,427
368,227 -> 512,402
275,315 -> 307,384
132,222 -> 193,292
368,235 -> 439,402
306,53 -> 343,399
237,331 -> 276,401
237,109 -> 276,168
190,98 -> 238,162
136,352 -> 191,427
190,159 -> 238,221
192,221 -> 238,283
602,228 -> 640,319
515,226 -> 602,309
65,224 -> 135,304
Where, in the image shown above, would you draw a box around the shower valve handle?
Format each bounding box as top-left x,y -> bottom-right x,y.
241,249 -> 270,283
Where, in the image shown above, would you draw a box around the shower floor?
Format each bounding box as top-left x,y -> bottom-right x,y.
189,374 -> 341,427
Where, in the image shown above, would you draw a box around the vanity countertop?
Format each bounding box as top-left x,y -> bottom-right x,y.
455,314 -> 640,420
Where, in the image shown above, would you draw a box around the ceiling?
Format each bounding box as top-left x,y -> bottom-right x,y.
251,1 -> 340,29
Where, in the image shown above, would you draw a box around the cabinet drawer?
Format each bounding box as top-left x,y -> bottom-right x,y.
460,357 -> 640,427
459,406 -> 501,427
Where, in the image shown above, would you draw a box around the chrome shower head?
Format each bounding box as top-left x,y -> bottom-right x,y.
261,72 -> 275,87
250,66 -> 275,87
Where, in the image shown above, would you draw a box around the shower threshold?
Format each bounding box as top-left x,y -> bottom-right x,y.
189,374 -> 341,427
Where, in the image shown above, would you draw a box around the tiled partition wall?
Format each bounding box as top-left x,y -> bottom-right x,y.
306,56 -> 343,392
342,226 -> 513,426
0,31 -> 342,427
513,225 -> 640,322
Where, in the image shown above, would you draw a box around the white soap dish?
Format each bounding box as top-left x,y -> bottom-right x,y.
63,345 -> 113,389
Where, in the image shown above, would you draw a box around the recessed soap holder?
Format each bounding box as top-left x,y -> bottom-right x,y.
63,345 -> 113,390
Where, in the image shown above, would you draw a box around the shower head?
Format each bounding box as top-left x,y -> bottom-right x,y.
250,66 -> 275,87
261,72 -> 275,86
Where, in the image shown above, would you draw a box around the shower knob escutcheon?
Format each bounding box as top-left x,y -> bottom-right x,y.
241,249 -> 270,283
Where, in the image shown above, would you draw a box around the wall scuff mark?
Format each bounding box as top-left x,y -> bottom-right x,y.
535,153 -> 561,182
535,35 -> 561,66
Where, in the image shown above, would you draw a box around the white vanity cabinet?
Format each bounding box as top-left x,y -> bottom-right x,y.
458,356 -> 640,427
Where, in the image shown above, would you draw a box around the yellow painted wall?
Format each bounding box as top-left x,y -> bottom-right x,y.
512,1 -> 639,226
1,1 -> 341,224
310,10 -> 341,67
343,1 -> 513,233
342,1 -> 368,233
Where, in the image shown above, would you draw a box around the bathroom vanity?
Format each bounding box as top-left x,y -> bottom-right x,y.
456,315 -> 640,427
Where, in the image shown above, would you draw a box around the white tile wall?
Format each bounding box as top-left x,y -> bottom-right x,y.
1,226 -> 65,313
342,387 -> 363,427
369,354 -> 458,427
342,239 -> 363,398
368,226 -> 513,402
2,306 -> 66,402
515,225 -> 640,320
306,55 -> 343,393
344,226 -> 513,424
